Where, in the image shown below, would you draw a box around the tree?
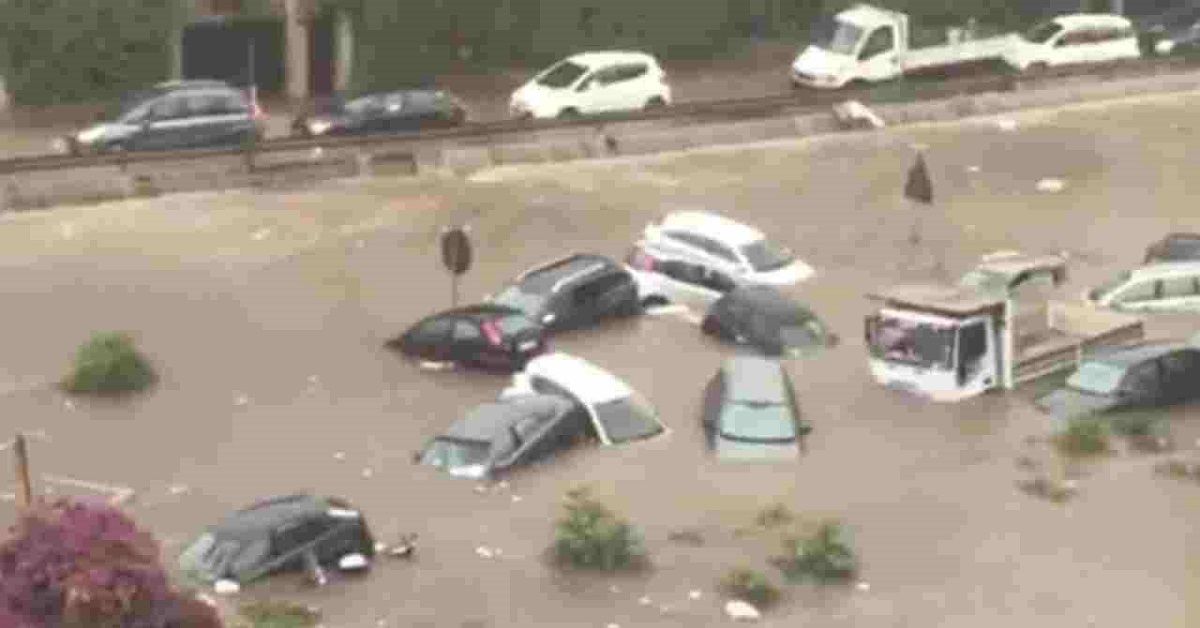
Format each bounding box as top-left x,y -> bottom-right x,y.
0,497 -> 221,628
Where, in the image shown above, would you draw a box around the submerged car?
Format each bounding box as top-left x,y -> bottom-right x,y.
178,494 -> 375,587
625,247 -> 738,311
1036,340 -> 1200,424
702,355 -> 811,461
640,210 -> 815,287
701,285 -> 839,356
416,393 -> 588,479
487,253 -> 641,332
386,304 -> 546,370
291,89 -> 467,137
501,352 -> 666,445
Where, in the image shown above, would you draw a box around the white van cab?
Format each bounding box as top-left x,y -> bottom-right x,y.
1085,262 -> 1200,313
509,51 -> 671,120
1003,13 -> 1140,72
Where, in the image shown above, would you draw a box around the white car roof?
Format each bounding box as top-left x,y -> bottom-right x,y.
523,352 -> 632,405
1052,13 -> 1133,30
658,211 -> 765,246
566,51 -> 661,68
1127,261 -> 1200,280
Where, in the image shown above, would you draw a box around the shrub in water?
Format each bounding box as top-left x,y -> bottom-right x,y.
552,487 -> 645,571
1054,418 -> 1110,457
719,567 -> 781,607
64,331 -> 155,394
238,601 -> 320,628
1109,413 -> 1161,438
775,520 -> 858,584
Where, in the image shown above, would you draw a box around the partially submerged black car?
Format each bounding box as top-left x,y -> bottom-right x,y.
487,253 -> 641,332
415,393 -> 589,479
386,304 -> 547,371
1036,340 -> 1200,426
292,89 -> 467,138
178,494 -> 375,588
701,285 -> 839,356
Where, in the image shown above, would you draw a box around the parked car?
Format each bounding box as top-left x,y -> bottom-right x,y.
702,285 -> 839,356
956,250 -> 1069,297
701,355 -> 811,461
626,248 -> 738,310
486,253 -> 641,331
56,79 -> 263,155
1085,262 -> 1200,313
500,352 -> 666,445
1135,2 -> 1200,55
1003,14 -> 1141,72
291,89 -> 467,137
1036,340 -> 1200,423
639,211 -> 815,287
178,494 -> 375,587
386,304 -> 546,370
415,393 -> 588,479
508,51 -> 671,119
1144,232 -> 1200,263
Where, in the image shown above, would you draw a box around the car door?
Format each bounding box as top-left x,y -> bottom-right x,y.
1157,348 -> 1200,403
450,317 -> 486,362
576,272 -> 629,320
856,25 -> 901,82
576,64 -> 624,113
186,90 -> 250,148
378,92 -> 415,132
605,63 -> 651,111
657,260 -> 724,310
136,94 -> 193,150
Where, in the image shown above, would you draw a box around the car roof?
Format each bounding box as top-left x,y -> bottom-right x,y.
515,253 -> 619,293
439,303 -> 528,320
1089,341 -> 1191,367
445,395 -> 572,441
1053,13 -> 1133,29
722,356 -> 788,404
723,284 -> 815,317
524,352 -> 632,404
1128,261 -> 1200,279
211,493 -> 334,539
658,211 -> 764,246
838,3 -> 904,29
566,51 -> 659,67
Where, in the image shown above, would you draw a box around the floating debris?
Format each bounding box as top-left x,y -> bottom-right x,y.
475,546 -> 494,559
334,452 -> 346,461
724,600 -> 761,622
994,118 -> 1018,131
1036,178 -> 1066,193
688,590 -> 702,600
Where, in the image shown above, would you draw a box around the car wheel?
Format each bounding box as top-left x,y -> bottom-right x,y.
644,96 -> 666,111
557,108 -> 581,120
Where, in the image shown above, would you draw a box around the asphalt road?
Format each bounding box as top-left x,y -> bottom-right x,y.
0,89 -> 1197,627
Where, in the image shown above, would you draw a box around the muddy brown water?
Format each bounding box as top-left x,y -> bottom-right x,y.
1,92 -> 1198,627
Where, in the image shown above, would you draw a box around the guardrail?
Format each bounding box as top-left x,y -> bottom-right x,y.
0,55 -> 1194,176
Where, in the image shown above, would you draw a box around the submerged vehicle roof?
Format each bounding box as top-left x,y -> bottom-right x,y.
210,494 -> 344,539
443,394 -> 575,442
870,283 -> 1007,316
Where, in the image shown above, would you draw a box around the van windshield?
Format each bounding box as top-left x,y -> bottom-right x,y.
536,60 -> 588,89
867,315 -> 955,370
811,16 -> 865,56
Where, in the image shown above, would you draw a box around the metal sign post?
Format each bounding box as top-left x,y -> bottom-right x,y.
903,149 -> 940,275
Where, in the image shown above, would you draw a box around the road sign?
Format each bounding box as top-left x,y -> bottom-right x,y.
440,226 -> 472,307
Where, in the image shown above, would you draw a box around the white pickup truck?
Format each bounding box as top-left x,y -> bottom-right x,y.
790,3 -> 1016,89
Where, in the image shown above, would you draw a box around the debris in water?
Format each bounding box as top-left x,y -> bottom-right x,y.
511,495 -> 523,503
724,600 -> 761,622
361,468 -> 374,479
419,360 -> 455,371
967,165 -> 980,173
233,394 -> 249,406
995,118 -> 1018,131
638,596 -> 651,606
1036,178 -> 1066,193
168,485 -> 189,496
856,581 -> 871,592
333,452 -> 346,461
688,590 -> 702,600
475,546 -> 494,559
213,580 -> 240,595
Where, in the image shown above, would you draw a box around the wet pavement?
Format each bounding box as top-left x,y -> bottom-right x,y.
0,90 -> 1198,627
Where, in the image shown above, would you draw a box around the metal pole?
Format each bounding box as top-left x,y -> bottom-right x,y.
451,272 -> 459,308
13,434 -> 32,510
248,38 -> 257,107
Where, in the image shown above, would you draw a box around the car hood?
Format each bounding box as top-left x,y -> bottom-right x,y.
715,435 -> 801,462
1035,388 -> 1121,422
792,45 -> 853,76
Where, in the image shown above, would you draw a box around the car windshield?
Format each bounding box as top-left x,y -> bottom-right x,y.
739,240 -> 795,273
492,285 -> 548,317
592,393 -> 663,443
1088,270 -> 1132,302
810,16 -> 865,55
178,533 -> 244,582
536,60 -> 588,89
419,438 -> 493,478
867,316 -> 955,370
495,313 -> 538,335
1066,361 -> 1126,396
1024,21 -> 1063,44
719,402 -> 797,443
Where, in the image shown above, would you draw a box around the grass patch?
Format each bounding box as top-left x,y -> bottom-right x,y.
552,486 -> 646,571
237,600 -> 321,628
771,520 -> 858,585
719,567 -> 782,607
62,331 -> 156,394
1053,418 -> 1110,458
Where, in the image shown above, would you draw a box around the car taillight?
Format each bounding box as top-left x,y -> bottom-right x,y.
632,251 -> 657,271
481,319 -> 504,346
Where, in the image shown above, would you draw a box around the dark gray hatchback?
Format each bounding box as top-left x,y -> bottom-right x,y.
59,79 -> 263,155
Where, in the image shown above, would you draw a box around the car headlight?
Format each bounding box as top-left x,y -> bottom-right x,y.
1156,39 -> 1176,55
308,120 -> 332,135
75,126 -> 105,145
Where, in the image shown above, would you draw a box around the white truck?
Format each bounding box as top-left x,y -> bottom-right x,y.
790,3 -> 1016,89
862,253 -> 1145,402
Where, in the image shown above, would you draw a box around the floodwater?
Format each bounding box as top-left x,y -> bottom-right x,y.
1,91 -> 1198,627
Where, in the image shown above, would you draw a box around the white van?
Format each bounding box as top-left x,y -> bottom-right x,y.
509,51 -> 671,119
1003,14 -> 1140,72
1085,262 -> 1200,313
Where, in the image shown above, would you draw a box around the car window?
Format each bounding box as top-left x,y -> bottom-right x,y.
609,63 -> 648,84
573,273 -> 624,306
229,538 -> 272,577
537,60 -> 588,89
413,317 -> 454,342
274,518 -> 328,554
859,26 -> 895,59
381,92 -> 406,113
149,95 -> 189,120
718,402 -> 796,442
662,230 -> 708,252
1066,360 -> 1126,395
452,319 -> 481,341
591,65 -> 626,87
1161,276 -> 1200,298
1121,360 -> 1161,395
530,375 -> 577,402
739,240 -> 794,272
1114,280 -> 1160,304
674,232 -> 737,263
186,92 -> 245,117
1058,29 -> 1094,46
1025,21 -> 1064,44
592,393 -> 663,443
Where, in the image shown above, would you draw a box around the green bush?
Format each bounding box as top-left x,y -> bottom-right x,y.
552,487 -> 645,571
63,331 -> 156,394
1110,413 -> 1162,438
775,520 -> 857,584
1054,419 -> 1110,457
719,567 -> 782,607
238,601 -> 320,628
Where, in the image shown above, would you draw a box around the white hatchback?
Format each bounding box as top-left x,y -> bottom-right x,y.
1004,13 -> 1140,72
509,51 -> 672,120
638,211 -> 815,287
625,250 -> 738,311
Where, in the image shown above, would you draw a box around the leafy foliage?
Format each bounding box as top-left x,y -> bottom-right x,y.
1054,419 -> 1111,458
64,331 -> 156,395
774,520 -> 858,584
552,487 -> 645,571
238,601 -> 320,628
1109,413 -> 1162,438
719,567 -> 781,607
0,498 -> 215,628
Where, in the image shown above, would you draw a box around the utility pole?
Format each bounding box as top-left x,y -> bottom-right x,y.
1,433 -> 42,511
